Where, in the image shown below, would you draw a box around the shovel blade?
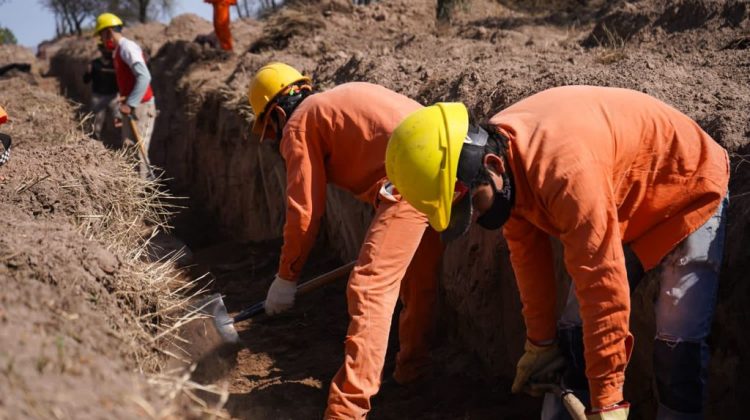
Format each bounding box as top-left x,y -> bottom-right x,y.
168,294 -> 242,384
194,293 -> 240,344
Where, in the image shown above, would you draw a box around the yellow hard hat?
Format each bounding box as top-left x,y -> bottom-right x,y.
94,13 -> 123,35
385,103 -> 469,231
248,62 -> 311,135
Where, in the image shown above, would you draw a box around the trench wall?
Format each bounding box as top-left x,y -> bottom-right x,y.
49,2 -> 750,416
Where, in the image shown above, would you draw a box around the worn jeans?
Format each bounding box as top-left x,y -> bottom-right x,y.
542,196 -> 728,420
90,93 -> 119,141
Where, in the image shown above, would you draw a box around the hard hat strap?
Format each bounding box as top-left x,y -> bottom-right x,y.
456,124 -> 489,187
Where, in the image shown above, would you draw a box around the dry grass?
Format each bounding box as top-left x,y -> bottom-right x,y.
594,24 -> 628,64
71,159 -> 228,414
0,74 -> 229,416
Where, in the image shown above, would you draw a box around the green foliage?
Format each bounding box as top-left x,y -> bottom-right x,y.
0,26 -> 17,45
38,0 -> 176,37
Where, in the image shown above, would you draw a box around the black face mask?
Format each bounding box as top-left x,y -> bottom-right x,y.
475,169 -> 513,230
440,125 -> 515,242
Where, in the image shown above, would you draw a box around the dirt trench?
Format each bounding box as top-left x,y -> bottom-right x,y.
45,0 -> 750,418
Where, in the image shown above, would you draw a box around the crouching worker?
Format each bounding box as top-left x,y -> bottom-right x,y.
385,86 -> 729,419
94,13 -> 157,179
248,63 -> 444,419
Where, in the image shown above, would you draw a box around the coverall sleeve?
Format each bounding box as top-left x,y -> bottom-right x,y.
549,164 -> 632,408
126,62 -> 151,108
503,215 -> 558,344
278,130 -> 327,281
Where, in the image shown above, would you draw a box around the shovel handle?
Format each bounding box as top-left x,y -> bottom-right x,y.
296,261 -> 356,296
127,116 -> 156,179
127,117 -> 147,157
233,261 -> 356,323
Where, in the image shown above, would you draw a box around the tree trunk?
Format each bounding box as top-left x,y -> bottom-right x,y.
139,0 -> 150,23
61,7 -> 75,35
73,13 -> 84,36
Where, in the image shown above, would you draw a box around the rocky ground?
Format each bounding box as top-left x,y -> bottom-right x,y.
2,0 -> 749,418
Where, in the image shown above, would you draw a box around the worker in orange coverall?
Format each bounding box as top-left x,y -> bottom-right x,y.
247,62 -> 443,419
385,86 -> 729,419
205,0 -> 236,51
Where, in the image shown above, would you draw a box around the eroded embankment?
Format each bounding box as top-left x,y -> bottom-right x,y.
50,0 -> 750,417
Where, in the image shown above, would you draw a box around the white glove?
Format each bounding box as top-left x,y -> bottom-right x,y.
264,275 -> 297,315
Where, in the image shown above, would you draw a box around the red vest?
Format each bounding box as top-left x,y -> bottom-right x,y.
114,46 -> 153,103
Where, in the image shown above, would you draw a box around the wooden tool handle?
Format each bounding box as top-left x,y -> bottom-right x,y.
296,261 -> 356,296
127,117 -> 148,158
232,261 -> 355,324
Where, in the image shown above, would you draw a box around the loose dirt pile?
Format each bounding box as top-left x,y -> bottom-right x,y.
0,53 -> 218,418
45,0 -> 750,418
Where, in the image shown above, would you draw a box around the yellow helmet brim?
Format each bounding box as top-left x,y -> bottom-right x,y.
386,102 -> 469,231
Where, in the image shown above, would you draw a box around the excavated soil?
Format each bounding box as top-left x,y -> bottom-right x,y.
0,51 -> 209,418
37,0 -> 750,418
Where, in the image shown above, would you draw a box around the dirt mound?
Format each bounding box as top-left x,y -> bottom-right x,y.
584,0 -> 750,47
0,54 -> 211,418
0,45 -> 35,66
249,9 -> 327,53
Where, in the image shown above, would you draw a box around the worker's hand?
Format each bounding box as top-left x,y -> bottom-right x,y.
264,275 -> 296,315
113,117 -> 122,128
586,402 -> 630,420
511,339 -> 565,396
119,103 -> 132,116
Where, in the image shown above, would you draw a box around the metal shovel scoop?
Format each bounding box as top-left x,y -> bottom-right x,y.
197,261 -> 356,344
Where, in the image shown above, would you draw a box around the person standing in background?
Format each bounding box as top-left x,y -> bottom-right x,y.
83,42 -> 119,142
94,12 -> 157,180
205,0 -> 236,52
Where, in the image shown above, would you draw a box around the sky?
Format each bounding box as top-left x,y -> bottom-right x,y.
0,0 -> 240,49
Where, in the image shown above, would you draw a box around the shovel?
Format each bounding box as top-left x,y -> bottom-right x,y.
199,261 -> 356,344
126,114 -> 156,180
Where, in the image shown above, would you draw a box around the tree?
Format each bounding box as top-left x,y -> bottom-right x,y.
234,0 -> 277,18
0,26 -> 16,45
235,0 -> 252,18
40,0 -> 99,36
106,0 -> 175,23
39,0 -> 176,36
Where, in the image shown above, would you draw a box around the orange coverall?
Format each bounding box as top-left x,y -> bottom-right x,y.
277,82 -> 443,419
487,86 -> 729,408
204,0 -> 235,51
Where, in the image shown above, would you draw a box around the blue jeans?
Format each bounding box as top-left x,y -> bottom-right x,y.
541,196 -> 728,420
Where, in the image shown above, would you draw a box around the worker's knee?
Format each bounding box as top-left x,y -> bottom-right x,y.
653,337 -> 708,414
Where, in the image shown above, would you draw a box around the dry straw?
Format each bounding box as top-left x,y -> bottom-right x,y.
72,155 -> 228,416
